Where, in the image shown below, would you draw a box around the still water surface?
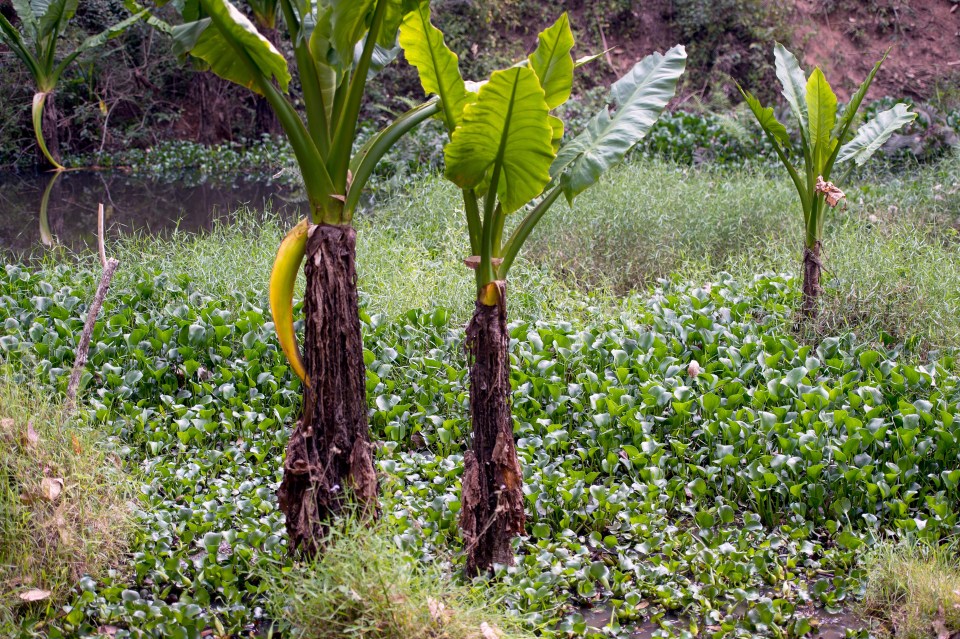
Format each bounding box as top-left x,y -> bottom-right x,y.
0,170 -> 304,257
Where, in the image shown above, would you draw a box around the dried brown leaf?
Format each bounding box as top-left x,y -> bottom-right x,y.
19,589 -> 51,602
71,431 -> 82,454
480,622 -> 502,639
815,176 -> 846,207
25,420 -> 40,447
427,597 -> 449,623
934,605 -> 951,639
40,477 -> 64,502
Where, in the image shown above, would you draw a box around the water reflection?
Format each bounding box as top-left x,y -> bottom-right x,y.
0,170 -> 305,257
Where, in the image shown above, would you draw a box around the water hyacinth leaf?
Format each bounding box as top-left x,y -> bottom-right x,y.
836,103 -> 916,166
174,0 -> 291,96
551,45 -> 686,203
399,0 -> 472,131
774,42 -> 808,132
805,67 -> 837,173
528,12 -> 574,109
444,66 -> 554,214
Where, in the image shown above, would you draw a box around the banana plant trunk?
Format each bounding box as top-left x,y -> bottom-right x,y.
41,93 -> 61,167
460,282 -> 525,575
801,241 -> 822,318
278,224 -> 378,556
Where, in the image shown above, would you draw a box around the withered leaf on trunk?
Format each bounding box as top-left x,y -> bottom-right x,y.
815,176 -> 846,207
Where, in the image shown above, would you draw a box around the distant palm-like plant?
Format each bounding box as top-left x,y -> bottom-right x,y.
0,0 -> 147,169
737,44 -> 916,317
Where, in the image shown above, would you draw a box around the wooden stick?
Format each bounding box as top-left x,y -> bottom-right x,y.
66,204 -> 118,413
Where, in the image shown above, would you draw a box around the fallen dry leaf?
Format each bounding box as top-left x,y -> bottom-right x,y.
40,477 -> 64,502
933,604 -> 950,639
24,420 -> 40,448
815,176 -> 846,207
480,622 -> 502,639
427,597 -> 449,623
19,589 -> 51,602
1,417 -> 13,432
95,626 -> 120,638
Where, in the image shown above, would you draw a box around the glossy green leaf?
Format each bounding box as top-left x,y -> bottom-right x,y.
173,0 -> 291,96
399,0 -> 472,131
774,42 -> 807,133
738,86 -> 790,147
444,66 -> 554,214
551,45 -> 686,203
836,103 -> 916,166
330,0 -> 375,67
805,67 -> 837,173
528,12 -> 574,109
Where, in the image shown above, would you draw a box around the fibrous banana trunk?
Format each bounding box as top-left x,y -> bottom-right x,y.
460,282 -> 525,575
277,224 -> 378,556
801,241 -> 822,319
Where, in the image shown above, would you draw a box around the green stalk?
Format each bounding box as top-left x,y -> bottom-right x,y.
498,185 -> 562,279
328,0 -> 388,211
463,191 -> 482,256
343,98 -> 441,216
278,0 -> 329,155
200,0 -> 334,219
491,203 -> 505,257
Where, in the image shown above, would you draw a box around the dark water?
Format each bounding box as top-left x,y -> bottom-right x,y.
0,170 -> 305,258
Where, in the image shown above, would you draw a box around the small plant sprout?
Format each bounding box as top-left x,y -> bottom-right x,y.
737,43 -> 916,317
400,2 -> 686,573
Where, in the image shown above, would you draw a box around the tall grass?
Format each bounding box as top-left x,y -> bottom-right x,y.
0,380 -> 131,631
56,152 -> 960,353
267,519 -> 532,639
861,541 -> 960,639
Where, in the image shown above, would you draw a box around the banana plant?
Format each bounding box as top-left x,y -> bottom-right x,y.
0,0 -> 148,169
399,2 -> 686,574
737,44 -> 915,317
167,0 -> 438,555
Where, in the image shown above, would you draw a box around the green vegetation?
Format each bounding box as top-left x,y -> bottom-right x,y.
0,0 -> 147,168
2,151 -> 960,637
0,379 -> 131,635
861,542 -> 960,639
737,44 -> 916,317
271,519 -> 532,639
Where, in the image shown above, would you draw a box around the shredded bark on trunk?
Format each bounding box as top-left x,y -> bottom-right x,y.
461,282 -> 525,575
278,225 -> 378,556
801,241 -> 822,319
66,257 -> 119,414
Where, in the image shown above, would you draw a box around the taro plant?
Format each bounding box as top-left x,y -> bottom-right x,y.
737,44 -> 916,317
168,0 -> 440,555
0,0 -> 148,169
399,3 -> 686,573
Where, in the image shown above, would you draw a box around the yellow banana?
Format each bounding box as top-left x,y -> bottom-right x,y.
270,219 -> 310,387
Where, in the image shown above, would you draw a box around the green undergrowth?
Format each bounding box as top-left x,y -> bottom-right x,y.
270,519 -> 532,639
860,541 -> 960,639
0,380 -> 132,635
4,256 -> 960,637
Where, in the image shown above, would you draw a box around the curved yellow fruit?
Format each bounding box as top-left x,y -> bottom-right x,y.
270,219 -> 310,387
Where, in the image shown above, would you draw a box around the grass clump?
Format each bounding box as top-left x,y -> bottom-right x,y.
861,542 -> 960,639
271,520 -> 531,639
0,380 -> 131,629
